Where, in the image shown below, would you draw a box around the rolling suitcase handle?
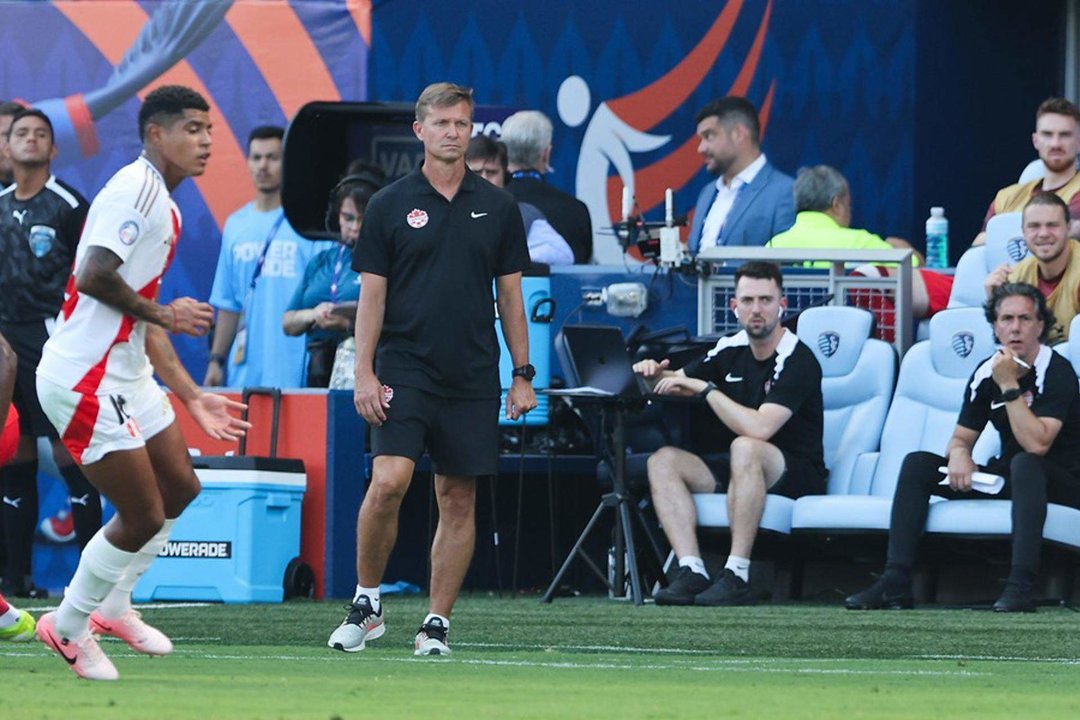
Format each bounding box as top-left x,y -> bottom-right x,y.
238,387 -> 282,458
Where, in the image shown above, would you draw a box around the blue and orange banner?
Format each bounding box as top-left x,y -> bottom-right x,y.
0,0 -> 370,372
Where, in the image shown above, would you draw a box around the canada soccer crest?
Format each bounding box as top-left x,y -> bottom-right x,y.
406,209 -> 429,228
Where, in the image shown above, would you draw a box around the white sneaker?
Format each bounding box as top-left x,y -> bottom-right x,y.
36,611 -> 119,681
327,596 -> 384,652
414,617 -> 450,656
90,609 -> 173,656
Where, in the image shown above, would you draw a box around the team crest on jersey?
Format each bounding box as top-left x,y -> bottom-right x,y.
406,208 -> 429,228
28,225 -> 56,258
118,220 -> 140,246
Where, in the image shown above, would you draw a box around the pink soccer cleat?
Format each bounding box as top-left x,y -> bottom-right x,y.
36,611 -> 119,681
90,609 -> 173,656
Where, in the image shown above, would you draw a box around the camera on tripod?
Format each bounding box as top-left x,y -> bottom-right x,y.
613,187 -> 688,267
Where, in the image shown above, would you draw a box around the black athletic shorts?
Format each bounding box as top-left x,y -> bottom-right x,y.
0,320 -> 58,438
370,384 -> 500,476
701,451 -> 825,499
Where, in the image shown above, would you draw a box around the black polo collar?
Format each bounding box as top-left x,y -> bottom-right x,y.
406,164 -> 478,196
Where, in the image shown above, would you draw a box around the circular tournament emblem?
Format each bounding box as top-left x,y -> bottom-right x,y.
406,208 -> 429,228
118,220 -> 140,246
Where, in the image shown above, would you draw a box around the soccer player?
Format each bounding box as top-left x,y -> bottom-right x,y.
0,331 -> 35,642
33,86 -> 250,681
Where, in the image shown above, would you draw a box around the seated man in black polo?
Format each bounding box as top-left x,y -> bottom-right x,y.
634,261 -> 826,605
847,282 -> 1080,613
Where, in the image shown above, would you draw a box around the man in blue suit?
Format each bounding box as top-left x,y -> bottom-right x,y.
687,97 -> 795,254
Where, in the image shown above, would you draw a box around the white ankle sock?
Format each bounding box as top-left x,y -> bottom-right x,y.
678,556 -> 709,578
423,613 -> 449,629
55,530 -> 138,640
354,585 -> 381,612
724,555 -> 751,582
97,519 -> 176,620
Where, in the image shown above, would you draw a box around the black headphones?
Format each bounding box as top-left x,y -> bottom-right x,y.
324,169 -> 385,233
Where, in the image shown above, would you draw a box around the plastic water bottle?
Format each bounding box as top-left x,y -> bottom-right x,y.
925,206 -> 949,269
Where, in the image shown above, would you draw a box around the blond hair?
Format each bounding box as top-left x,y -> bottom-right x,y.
415,82 -> 474,122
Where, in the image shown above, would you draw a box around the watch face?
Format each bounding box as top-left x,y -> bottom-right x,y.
515,364 -> 536,380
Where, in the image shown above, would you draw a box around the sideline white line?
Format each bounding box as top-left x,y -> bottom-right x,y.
0,649 -> 985,677
31,602 -> 214,612
456,641 -> 722,655
914,654 -> 1080,664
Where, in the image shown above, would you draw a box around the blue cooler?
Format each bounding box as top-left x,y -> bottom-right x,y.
133,456 -> 306,604
496,275 -> 555,426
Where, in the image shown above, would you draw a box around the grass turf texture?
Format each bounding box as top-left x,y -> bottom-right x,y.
3,596 -> 1079,719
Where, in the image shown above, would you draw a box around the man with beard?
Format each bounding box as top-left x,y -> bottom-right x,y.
985,193 -> 1080,344
633,261 -> 826,606
687,97 -> 795,254
974,98 -> 1080,246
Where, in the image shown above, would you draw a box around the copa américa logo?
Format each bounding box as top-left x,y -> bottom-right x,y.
558,1 -> 776,263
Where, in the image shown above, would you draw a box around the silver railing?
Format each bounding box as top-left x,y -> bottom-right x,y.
696,247 -> 917,355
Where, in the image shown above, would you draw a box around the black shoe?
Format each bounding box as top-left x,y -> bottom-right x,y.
653,566 -> 711,606
844,575 -> 913,610
694,568 -> 756,606
992,578 -> 1036,613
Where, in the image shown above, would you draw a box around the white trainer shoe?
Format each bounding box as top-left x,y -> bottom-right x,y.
37,611 -> 119,681
327,596 -> 385,652
414,617 -> 450,656
90,609 -> 173,656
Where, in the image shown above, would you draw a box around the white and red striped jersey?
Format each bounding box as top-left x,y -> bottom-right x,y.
38,156 -> 180,394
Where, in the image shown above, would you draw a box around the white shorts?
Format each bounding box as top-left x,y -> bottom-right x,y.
36,374 -> 176,465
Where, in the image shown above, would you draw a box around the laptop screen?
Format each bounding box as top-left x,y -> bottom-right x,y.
559,325 -> 643,397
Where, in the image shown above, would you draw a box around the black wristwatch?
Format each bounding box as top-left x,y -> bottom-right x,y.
700,381 -> 718,398
209,353 -> 227,366
999,387 -> 1023,403
512,363 -> 536,381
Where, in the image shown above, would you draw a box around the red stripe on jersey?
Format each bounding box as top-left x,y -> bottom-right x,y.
61,390 -> 100,465
60,275 -> 79,321
165,207 -> 181,273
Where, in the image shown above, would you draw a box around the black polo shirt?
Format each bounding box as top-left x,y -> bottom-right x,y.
958,348 -> 1080,474
353,167 -> 530,398
681,329 -> 826,476
0,176 -> 88,322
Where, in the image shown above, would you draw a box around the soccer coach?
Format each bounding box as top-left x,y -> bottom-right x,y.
327,82 -> 536,657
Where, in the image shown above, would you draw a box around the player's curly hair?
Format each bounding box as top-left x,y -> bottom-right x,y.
138,85 -> 210,141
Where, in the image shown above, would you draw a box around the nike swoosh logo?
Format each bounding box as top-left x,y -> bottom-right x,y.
45,630 -> 78,665
990,401 -> 1007,410
724,373 -> 743,382
470,211 -> 488,219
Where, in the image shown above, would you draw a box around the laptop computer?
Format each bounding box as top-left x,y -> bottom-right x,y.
554,325 -> 650,397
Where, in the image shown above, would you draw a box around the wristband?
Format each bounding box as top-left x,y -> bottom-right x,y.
209,354 -> 227,366
700,381 -> 718,398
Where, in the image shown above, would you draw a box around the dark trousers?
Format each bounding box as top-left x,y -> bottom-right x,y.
886,450 -> 1080,575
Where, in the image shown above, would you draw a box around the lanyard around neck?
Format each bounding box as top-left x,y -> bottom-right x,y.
249,211 -> 286,290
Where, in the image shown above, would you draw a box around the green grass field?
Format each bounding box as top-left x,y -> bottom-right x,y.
4,596 -> 1079,719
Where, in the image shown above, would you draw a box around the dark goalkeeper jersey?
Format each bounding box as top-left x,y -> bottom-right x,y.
0,176 -> 88,322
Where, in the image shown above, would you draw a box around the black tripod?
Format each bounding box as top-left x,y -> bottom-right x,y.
540,395 -> 665,605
